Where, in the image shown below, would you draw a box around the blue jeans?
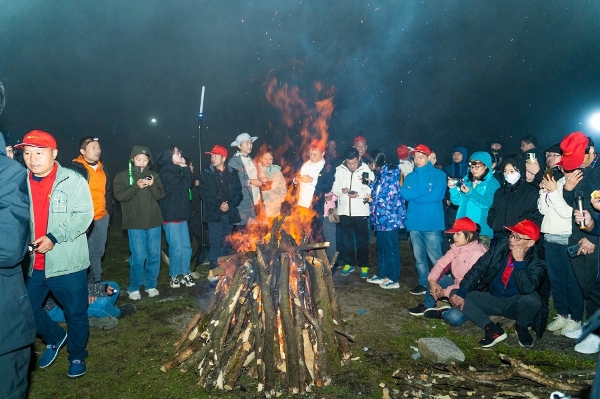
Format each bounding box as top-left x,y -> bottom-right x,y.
26,269 -> 89,361
163,221 -> 192,277
376,229 -> 401,282
88,214 -> 110,282
322,218 -> 337,261
440,288 -> 468,326
545,240 -> 584,321
128,226 -> 161,292
47,282 -> 122,321
409,230 -> 442,287
208,215 -> 234,270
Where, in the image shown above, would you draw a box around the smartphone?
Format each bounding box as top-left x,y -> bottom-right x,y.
362,172 -> 369,184
347,190 -> 357,195
527,152 -> 537,162
144,176 -> 153,180
567,244 -> 581,258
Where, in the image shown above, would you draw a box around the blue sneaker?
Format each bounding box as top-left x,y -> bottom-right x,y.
39,332 -> 67,369
360,267 -> 369,279
68,359 -> 86,378
341,265 -> 354,276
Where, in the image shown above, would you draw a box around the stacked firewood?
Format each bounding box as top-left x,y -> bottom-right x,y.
161,218 -> 352,395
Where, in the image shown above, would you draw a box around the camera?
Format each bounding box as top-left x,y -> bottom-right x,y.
448,178 -> 464,186
144,176 -> 153,180
361,172 -> 369,185
27,243 -> 39,253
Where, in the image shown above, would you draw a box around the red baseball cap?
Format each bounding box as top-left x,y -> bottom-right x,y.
14,130 -> 57,150
205,145 -> 227,158
557,131 -> 588,170
309,139 -> 326,152
410,144 -> 431,156
445,217 -> 478,234
504,219 -> 540,242
353,135 -> 367,145
396,144 -> 410,160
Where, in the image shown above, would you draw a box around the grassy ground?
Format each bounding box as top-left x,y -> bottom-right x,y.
27,223 -> 597,398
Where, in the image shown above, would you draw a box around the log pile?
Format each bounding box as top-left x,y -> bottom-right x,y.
161,218 -> 352,395
392,354 -> 593,398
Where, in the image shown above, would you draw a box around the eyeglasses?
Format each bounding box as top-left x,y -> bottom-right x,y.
469,164 -> 485,170
545,153 -> 561,158
508,233 -> 532,242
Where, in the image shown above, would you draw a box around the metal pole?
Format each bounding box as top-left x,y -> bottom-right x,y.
194,86 -> 207,269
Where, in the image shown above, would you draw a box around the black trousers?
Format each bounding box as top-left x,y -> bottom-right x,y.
337,215 -> 369,267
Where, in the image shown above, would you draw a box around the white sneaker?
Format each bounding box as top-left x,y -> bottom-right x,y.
547,314 -> 569,332
564,327 -> 583,339
128,291 -> 141,301
574,333 -> 600,354
378,278 -> 392,286
207,275 -> 219,283
366,275 -> 385,284
146,288 -> 159,298
560,318 -> 582,336
380,281 -> 399,289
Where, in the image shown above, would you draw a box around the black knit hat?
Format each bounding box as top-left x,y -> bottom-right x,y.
545,143 -> 562,155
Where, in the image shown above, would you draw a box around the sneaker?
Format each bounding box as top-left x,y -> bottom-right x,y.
360,267 -> 369,279
409,285 -> 427,295
564,327 -> 583,339
341,265 -> 355,276
478,322 -> 507,348
207,275 -> 219,283
560,318 -> 582,336
89,316 -> 119,330
118,303 -> 137,317
424,308 -> 445,319
515,325 -> 534,348
146,288 -> 159,297
39,332 -> 67,368
408,303 -> 429,316
67,359 -> 86,378
380,281 -> 400,289
170,276 -> 181,288
128,290 -> 141,301
181,274 -> 196,287
366,275 -> 385,284
574,333 -> 600,354
547,314 -> 569,332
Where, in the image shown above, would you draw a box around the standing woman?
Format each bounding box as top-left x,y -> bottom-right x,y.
113,146 -> 164,300
258,147 -> 287,222
449,151 -> 500,247
365,149 -> 406,289
156,145 -> 195,289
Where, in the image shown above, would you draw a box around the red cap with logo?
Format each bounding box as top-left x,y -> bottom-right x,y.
397,145 -> 410,160
445,217 -> 478,234
353,135 -> 367,145
205,145 -> 228,158
309,139 -> 326,152
14,130 -> 57,150
504,219 -> 540,242
557,131 -> 588,170
410,144 -> 431,156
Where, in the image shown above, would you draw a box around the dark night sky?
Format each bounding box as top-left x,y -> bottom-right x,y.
1,0 -> 599,172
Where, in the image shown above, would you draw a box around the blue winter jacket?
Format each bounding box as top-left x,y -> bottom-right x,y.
449,151 -> 500,237
402,162 -> 446,231
444,146 -> 468,178
369,164 -> 406,231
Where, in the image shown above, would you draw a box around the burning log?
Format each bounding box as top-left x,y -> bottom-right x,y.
162,218 -> 350,394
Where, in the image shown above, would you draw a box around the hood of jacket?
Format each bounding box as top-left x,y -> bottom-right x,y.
451,146 -> 468,164
0,132 -> 5,156
156,147 -> 176,169
469,151 -> 493,171
501,154 -> 527,186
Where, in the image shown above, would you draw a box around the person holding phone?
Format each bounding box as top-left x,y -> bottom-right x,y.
538,162 -> 583,337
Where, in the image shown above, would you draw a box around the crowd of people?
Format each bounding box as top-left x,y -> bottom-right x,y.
2,90 -> 600,395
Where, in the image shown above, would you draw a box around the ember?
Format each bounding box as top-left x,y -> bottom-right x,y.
161,217 -> 352,395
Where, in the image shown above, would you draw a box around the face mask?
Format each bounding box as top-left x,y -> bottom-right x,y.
504,172 -> 521,184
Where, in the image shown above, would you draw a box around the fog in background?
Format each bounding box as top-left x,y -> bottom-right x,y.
1,0 -> 599,171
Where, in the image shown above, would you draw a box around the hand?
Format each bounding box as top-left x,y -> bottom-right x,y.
449,294 -> 465,311
563,169 -> 583,191
88,296 -> 97,304
298,175 -> 313,184
107,286 -> 116,296
511,245 -> 528,261
460,184 -> 470,194
525,159 -> 541,175
146,176 -> 154,186
429,281 -> 444,300
136,178 -> 148,188
447,178 -> 457,188
540,175 -> 558,192
364,193 -> 372,203
325,194 -> 333,201
574,209 -> 592,227
32,235 -> 54,254
220,202 -> 230,212
347,191 -> 359,199
249,178 -> 262,187
578,237 -> 596,256
592,195 -> 600,211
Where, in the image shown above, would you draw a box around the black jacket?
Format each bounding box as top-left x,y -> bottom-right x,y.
0,133 -> 36,355
199,165 -> 243,224
313,157 -> 340,216
488,154 -> 542,236
69,159 -> 115,216
457,240 -> 548,338
156,149 -> 194,222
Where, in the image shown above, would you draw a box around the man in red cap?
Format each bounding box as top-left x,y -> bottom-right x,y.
559,131 -> 600,354
402,144 -> 447,295
353,135 -> 369,164
199,145 -> 243,276
396,144 -> 414,179
16,130 -> 94,377
449,219 -> 547,348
